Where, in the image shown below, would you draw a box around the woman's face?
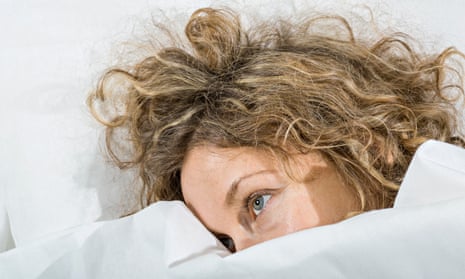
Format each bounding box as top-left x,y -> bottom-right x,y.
181,145 -> 357,252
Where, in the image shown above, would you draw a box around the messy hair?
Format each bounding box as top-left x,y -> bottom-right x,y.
89,7 -> 465,213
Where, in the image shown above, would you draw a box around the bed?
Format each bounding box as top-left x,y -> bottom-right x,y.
1,0 -> 465,278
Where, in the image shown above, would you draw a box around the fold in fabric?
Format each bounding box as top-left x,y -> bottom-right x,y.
394,140 -> 465,207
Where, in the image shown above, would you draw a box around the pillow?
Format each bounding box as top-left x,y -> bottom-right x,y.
0,0 -> 152,249
1,0 -> 232,251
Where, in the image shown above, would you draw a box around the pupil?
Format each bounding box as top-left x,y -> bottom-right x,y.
253,196 -> 263,209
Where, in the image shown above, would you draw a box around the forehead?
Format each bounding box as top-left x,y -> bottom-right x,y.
180,145 -> 326,203
180,145 -> 275,199
180,146 -> 276,225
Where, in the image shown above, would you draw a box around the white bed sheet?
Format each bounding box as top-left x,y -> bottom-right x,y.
1,140 -> 465,278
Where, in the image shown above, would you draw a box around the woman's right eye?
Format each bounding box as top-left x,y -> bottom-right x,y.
251,194 -> 271,216
218,235 -> 236,252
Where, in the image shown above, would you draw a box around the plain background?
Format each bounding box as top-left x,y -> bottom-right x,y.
1,0 -> 464,251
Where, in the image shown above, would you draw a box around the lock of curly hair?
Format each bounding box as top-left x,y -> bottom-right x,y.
89,7 -> 465,213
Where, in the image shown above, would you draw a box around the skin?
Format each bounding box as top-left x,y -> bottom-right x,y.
181,145 -> 358,252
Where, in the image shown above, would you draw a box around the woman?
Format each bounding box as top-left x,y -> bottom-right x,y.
88,7 -> 465,252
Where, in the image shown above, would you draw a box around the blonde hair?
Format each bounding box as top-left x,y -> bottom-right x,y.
89,8 -> 465,213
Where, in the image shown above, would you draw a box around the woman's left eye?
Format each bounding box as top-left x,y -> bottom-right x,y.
251,194 -> 271,216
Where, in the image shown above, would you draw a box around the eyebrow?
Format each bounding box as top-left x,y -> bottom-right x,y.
224,169 -> 275,206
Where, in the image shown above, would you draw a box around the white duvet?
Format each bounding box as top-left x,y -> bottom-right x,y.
1,140 -> 465,278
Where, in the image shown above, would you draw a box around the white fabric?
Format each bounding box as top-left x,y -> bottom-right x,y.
1,140 -> 464,278
0,194 -> 14,251
395,140 -> 465,207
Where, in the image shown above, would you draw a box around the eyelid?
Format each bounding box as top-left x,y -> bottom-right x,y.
244,189 -> 274,217
239,184 -> 287,231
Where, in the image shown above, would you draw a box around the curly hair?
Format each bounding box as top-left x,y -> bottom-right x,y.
88,7 -> 465,213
